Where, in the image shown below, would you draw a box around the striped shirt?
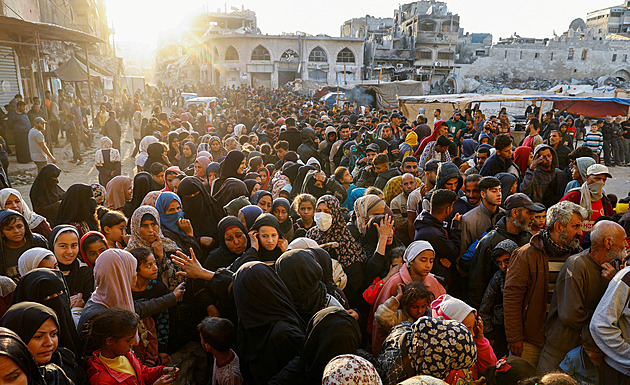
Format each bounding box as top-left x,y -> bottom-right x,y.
584,131 -> 603,154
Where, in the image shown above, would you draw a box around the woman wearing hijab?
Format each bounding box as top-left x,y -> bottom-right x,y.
307,195 -> 366,302
565,156 -> 596,195
233,262 -> 305,385
155,192 -> 201,256
178,141 -> 197,172
353,195 -> 385,239
0,189 -> 51,238
49,225 -> 94,305
17,248 -> 57,277
0,327 -> 46,385
252,190 -> 273,213
30,164 -> 65,226
415,120 -> 448,158
496,173 -> 518,204
258,166 -> 271,191
513,146 -> 532,176
399,131 -> 419,159
94,136 -> 121,186
378,317 -> 476,384
12,269 -> 80,357
204,217 -> 249,271
55,184 -> 99,236
126,206 -> 184,292
274,249 -> 342,323
77,249 -> 177,342
177,176 -> 224,243
166,132 -> 181,165
161,166 -> 183,193
90,183 -> 106,207
193,156 -> 212,183
79,231 -> 108,268
143,142 -> 169,173
209,136 -> 228,160
362,215 -> 404,282
213,150 -> 246,193
238,205 -> 263,232
135,135 -> 159,172
235,213 -> 287,269
306,247 -> 348,308
271,198 -> 294,242
0,210 -> 48,280
213,178 -> 249,207
122,172 -> 154,220
271,163 -> 300,200
1,302 -> 76,385
244,179 -> 261,200
323,354 -> 381,385
105,176 -> 132,211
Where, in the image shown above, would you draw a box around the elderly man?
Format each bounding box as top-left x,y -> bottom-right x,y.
504,201 -> 586,368
560,164 -> 614,233
538,220 -> 625,374
391,173 -> 417,245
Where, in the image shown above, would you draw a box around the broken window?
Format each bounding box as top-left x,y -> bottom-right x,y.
251,45 -> 271,61
568,48 -> 574,60
581,49 -> 588,60
420,20 -> 436,32
309,47 -> 327,62
337,48 -> 355,63
613,54 -> 618,62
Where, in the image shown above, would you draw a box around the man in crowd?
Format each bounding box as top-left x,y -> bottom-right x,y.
28,117 -> 55,171
418,135 -> 452,173
520,144 -> 563,206
8,100 -> 31,163
549,130 -> 571,170
390,173 -> 416,245
480,134 -> 514,176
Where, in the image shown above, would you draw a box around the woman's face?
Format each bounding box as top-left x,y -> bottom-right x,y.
194,162 -> 205,178
211,141 -> 220,152
139,219 -> 159,243
183,145 -> 192,158
0,355 -> 27,385
105,221 -> 126,243
37,255 -> 58,270
227,124 -> 234,133
407,298 -> 429,320
250,136 -> 259,146
84,240 -> 107,267
258,225 -> 279,251
316,202 -> 331,215
237,158 -> 247,175
260,170 -> 268,184
298,201 -> 314,222
249,183 -> 261,199
3,194 -> 22,214
171,178 -> 182,193
124,185 -> 133,202
166,200 -> 182,214
257,195 -> 273,213
53,231 -> 79,266
27,318 -> 58,365
409,250 -> 434,277
273,205 -> 288,224
0,219 -> 25,246
224,226 -> 247,255
166,173 -> 177,190
171,138 -> 180,149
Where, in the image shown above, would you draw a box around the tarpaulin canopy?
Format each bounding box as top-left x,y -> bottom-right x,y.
355,80 -> 425,109
49,56 -> 105,82
523,95 -> 630,117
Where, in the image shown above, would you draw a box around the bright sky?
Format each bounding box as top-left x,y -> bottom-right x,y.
105,0 -> 621,49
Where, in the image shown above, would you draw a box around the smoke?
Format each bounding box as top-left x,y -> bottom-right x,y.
344,87 -> 374,107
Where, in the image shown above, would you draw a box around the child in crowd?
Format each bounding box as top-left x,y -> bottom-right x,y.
292,193 -> 316,239
98,209 -> 128,248
531,209 -> 547,235
85,308 -> 178,385
583,123 -> 603,162
559,324 -> 603,385
374,281 -> 434,333
479,239 -> 518,359
79,231 -> 109,267
363,248 -> 404,305
198,317 -> 243,385
482,356 -> 536,385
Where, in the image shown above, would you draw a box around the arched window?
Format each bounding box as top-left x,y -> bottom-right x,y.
309,46 -> 327,62
280,49 -> 298,62
251,45 -> 270,61
225,46 -> 239,61
213,47 -> 219,62
336,48 -> 355,63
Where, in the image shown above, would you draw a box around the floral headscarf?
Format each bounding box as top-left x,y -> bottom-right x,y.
353,195 -> 385,235
91,183 -> 107,206
322,354 -> 382,385
126,205 -> 179,253
306,195 -> 365,267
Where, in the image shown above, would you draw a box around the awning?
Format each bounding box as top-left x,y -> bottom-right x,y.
47,56 -> 105,82
0,16 -> 105,44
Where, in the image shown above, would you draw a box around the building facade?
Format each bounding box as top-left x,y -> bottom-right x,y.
587,1 -> 630,37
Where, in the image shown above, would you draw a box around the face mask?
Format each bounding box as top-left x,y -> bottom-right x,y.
588,180 -> 605,201
314,212 -> 332,232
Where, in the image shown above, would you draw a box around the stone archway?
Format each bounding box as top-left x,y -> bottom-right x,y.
612,69 -> 630,81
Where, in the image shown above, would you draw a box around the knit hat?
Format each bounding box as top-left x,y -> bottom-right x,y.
493,239 -> 518,256
431,294 -> 475,322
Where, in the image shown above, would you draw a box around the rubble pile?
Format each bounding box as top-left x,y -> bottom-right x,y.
459,73 -> 630,94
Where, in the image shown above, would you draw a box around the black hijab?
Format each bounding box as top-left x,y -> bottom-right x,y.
177,176 -> 224,239
0,210 -> 36,278
244,179 -> 260,198
282,162 -> 301,185
213,178 -> 249,206
143,142 -> 167,172
275,249 -> 327,323
250,213 -> 284,263
11,269 -> 80,357
30,164 -> 64,207
1,302 -> 58,351
0,327 -> 45,385
123,172 -> 154,219
204,216 -> 249,271
306,247 -> 347,308
219,150 -> 246,180
302,307 -> 361,385
55,184 -> 98,230
178,141 -> 197,170
363,214 -> 404,259
252,190 -> 272,205
271,198 -> 293,237
290,165 -> 315,199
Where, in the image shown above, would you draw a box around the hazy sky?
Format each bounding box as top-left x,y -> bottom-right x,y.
105,0 -> 620,49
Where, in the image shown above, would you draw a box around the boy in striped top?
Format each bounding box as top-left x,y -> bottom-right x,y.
584,123 -> 603,161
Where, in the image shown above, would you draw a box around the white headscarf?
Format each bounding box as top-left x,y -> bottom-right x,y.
234,123 -> 246,137
94,136 -> 121,166
0,188 -> 46,229
17,247 -> 54,277
287,237 -> 319,250
135,135 -> 159,167
403,240 -> 434,266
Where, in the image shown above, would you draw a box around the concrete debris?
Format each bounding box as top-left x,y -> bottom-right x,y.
454,74 -> 630,94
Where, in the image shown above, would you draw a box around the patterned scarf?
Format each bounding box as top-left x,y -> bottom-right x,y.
540,228 -> 580,258
126,205 -> 180,253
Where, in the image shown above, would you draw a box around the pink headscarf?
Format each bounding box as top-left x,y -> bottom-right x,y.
91,249 -> 137,312
197,151 -> 212,160
195,156 -> 212,178
161,166 -> 183,192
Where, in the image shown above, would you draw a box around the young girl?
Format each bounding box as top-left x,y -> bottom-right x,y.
79,231 -> 109,268
85,308 -> 178,385
271,198 -> 293,242
0,188 -> 52,238
98,209 -> 127,249
292,193 -> 316,239
0,210 -> 48,280
374,281 -> 434,334
230,213 -> 288,271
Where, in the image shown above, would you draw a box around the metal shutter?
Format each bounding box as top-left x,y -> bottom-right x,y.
0,46 -> 21,108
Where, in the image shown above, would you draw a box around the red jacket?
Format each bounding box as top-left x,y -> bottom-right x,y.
86,350 -> 164,385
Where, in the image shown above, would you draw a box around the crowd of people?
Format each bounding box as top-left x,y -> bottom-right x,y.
0,85 -> 628,385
